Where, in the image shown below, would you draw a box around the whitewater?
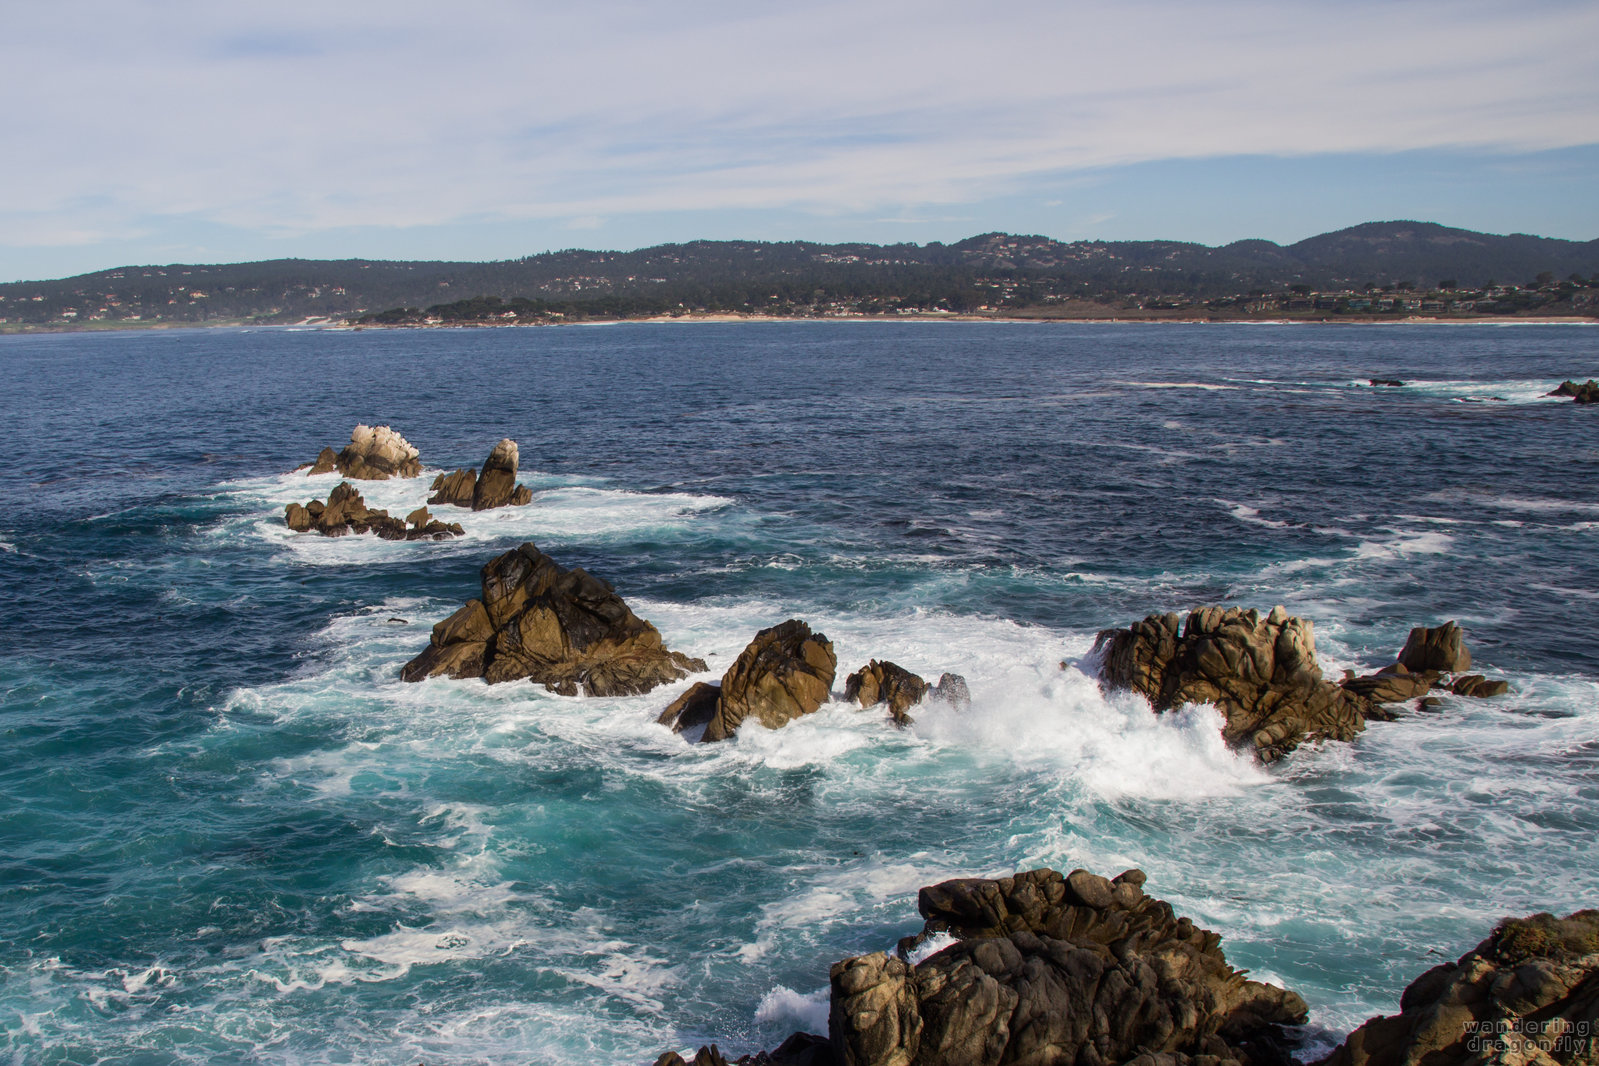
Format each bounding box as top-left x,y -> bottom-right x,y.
1,321 -> 1595,1064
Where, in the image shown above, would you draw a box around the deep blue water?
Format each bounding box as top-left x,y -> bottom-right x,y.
1,321 -> 1596,1065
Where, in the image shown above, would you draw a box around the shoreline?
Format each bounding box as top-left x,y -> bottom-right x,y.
2,310 -> 1595,337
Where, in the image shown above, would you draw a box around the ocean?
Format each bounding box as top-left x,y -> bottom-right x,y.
2,321 -> 1596,1065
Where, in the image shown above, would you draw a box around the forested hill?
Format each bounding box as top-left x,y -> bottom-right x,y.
3,221 -> 1597,329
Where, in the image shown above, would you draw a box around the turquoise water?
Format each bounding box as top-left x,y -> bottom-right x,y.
2,322 -> 1597,1064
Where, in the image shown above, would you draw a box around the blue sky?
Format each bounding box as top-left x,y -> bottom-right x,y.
2,0 -> 1596,283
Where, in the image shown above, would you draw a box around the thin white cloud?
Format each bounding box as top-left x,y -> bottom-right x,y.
1,0 -> 1595,249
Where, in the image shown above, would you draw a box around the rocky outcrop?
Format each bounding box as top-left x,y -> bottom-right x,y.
1319,910 -> 1599,1066
843,662 -> 972,724
1094,605 -> 1376,761
400,542 -> 706,695
1096,609 -> 1510,760
657,620 -> 836,742
301,424 -> 422,479
429,438 -> 534,511
284,483 -> 463,540
670,866 -> 1309,1066
845,661 -> 927,724
1369,378 -> 1406,387
1549,379 -> 1599,404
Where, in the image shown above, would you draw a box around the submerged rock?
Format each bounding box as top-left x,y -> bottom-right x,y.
667,866 -> 1309,1066
1094,605 -> 1375,761
284,482 -> 463,540
300,424 -> 421,480
1369,378 -> 1407,387
400,542 -> 705,695
429,438 -> 534,511
656,620 -> 836,742
1319,909 -> 1599,1066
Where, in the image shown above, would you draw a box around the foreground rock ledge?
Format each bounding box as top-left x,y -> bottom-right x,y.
1094,608 -> 1508,761
1319,909 -> 1599,1066
302,424 -> 422,479
400,542 -> 706,695
428,437 -> 535,511
657,620 -> 836,742
657,866 -> 1309,1066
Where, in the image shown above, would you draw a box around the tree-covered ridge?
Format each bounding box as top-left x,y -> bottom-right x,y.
2,221 -> 1596,329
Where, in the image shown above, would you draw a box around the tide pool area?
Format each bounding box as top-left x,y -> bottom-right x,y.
1,321 -> 1596,1064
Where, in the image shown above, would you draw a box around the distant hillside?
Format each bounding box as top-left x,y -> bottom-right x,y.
1,221 -> 1595,329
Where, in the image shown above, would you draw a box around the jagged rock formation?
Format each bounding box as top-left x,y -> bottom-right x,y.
843,661 -> 972,724
302,424 -> 421,479
1096,608 -> 1509,760
284,483 -> 462,540
1095,606 -> 1377,761
1319,910 -> 1599,1066
1549,379 -> 1599,404
665,866 -> 1309,1066
428,438 -> 534,510
657,620 -> 836,742
400,542 -> 706,695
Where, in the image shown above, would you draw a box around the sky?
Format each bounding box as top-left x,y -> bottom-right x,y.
2,0 -> 1596,283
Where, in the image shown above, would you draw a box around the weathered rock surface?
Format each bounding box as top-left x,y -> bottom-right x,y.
844,661 -> 928,724
1095,605 -> 1376,761
675,866 -> 1309,1066
656,620 -> 836,742
1097,608 -> 1510,759
1550,379 -> 1599,404
1398,621 -> 1472,673
429,438 -> 534,511
1319,909 -> 1599,1066
284,482 -> 463,540
301,424 -> 421,479
842,662 -> 973,724
400,542 -> 706,695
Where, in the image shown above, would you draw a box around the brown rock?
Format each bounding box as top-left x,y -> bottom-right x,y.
1342,664 -> 1437,704
817,867 -> 1306,1066
1451,674 -> 1510,698
1398,622 -> 1472,673
929,673 -> 971,711
1095,605 -> 1375,761
657,620 -> 838,743
704,621 -> 836,742
308,447 -> 338,475
400,542 -> 706,694
301,424 -> 421,480
473,438 -> 526,510
1318,910 -> 1599,1066
844,661 -> 928,724
285,481 -> 462,542
428,468 -> 476,508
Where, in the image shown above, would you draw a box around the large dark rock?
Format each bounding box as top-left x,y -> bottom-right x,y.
1319,910 -> 1599,1066
300,424 -> 421,480
1398,621 -> 1472,673
1094,605 -> 1376,761
429,438 -> 534,511
284,482 -> 463,541
671,866 -> 1309,1066
400,542 -> 706,695
656,620 -> 836,742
